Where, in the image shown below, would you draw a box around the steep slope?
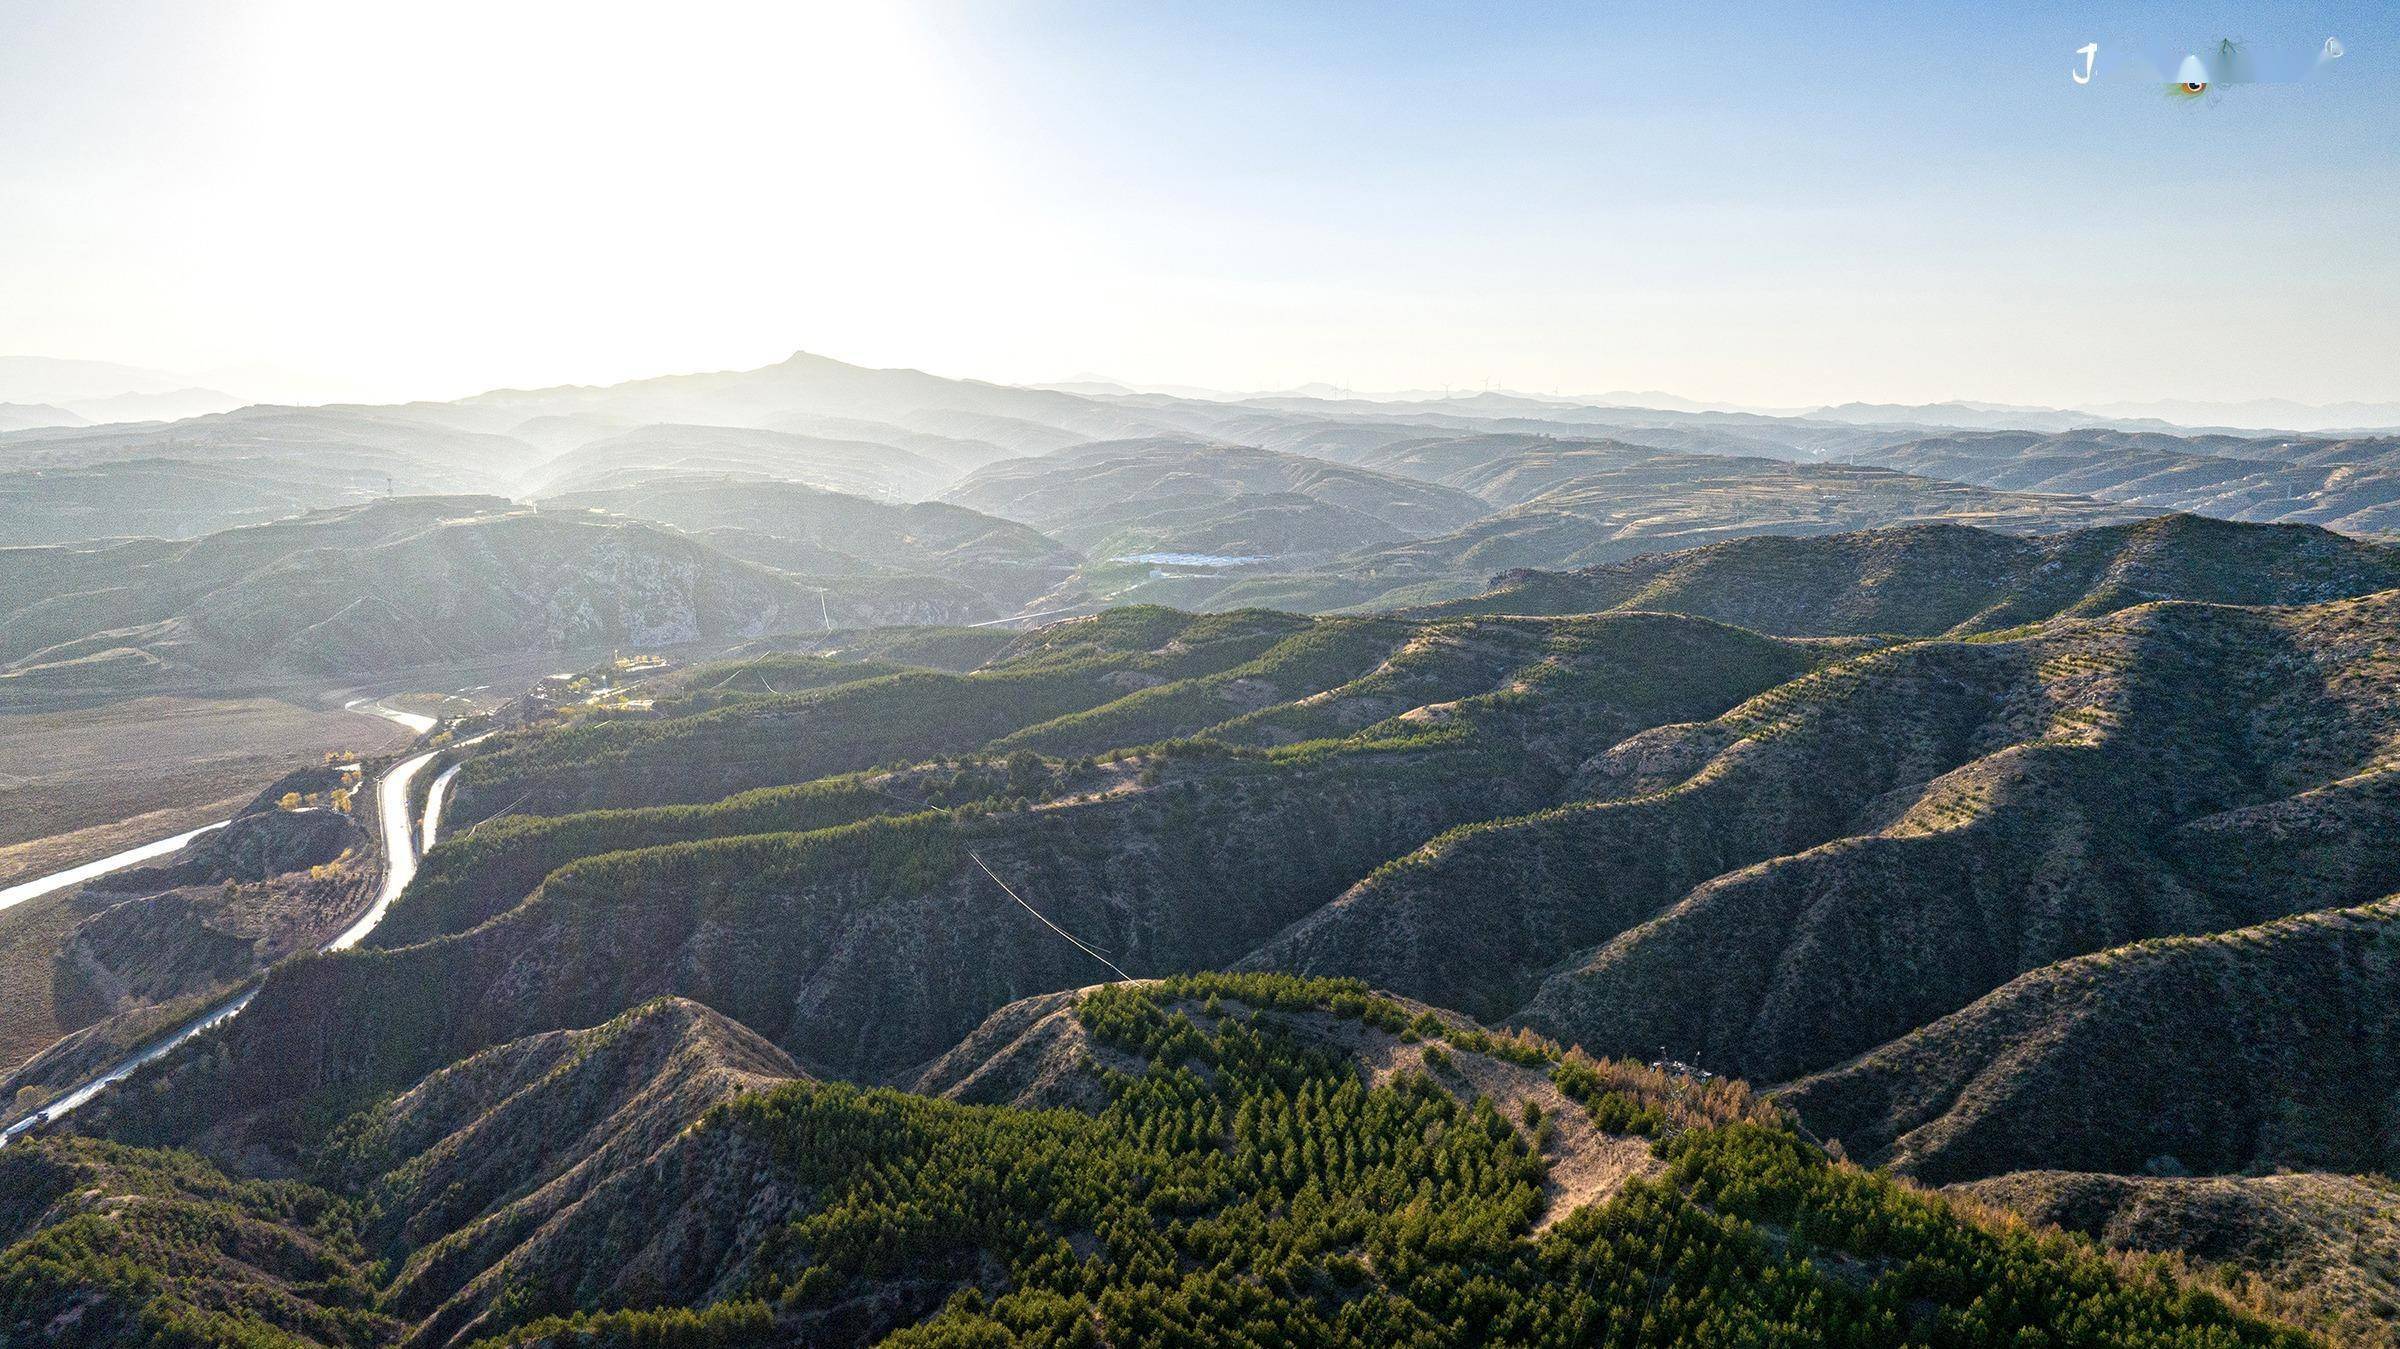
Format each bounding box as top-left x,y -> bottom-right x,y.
2,495 -> 505,629
440,607 -> 1330,817
88,611 -> 1821,1153
0,803 -> 372,1112
182,511 -> 822,673
98,755 -> 1547,1139
132,530 -> 2398,1165
1250,587 -> 2400,1085
441,601 -> 1818,821
320,997 -> 804,1343
7,978 -> 2308,1348
374,612 -> 1805,946
903,977 -> 1715,1236
18,511 -> 2400,1347
369,774 -> 907,947
2,498 -> 524,692
0,998 -> 800,1349
1778,895 -> 2400,1184
0,1135 -> 400,1346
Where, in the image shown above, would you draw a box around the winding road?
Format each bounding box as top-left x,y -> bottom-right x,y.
327,746 -> 441,952
2,707 -> 456,1145
422,761 -> 465,852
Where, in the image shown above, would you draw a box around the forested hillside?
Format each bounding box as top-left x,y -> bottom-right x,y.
10,8 -> 2400,1341
0,978 -> 2312,1348
12,514 -> 2399,1345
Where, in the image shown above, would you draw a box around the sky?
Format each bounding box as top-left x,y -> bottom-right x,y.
0,0 -> 2394,409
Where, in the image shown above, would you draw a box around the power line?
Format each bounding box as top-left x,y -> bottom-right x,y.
552,759 -> 1130,981
968,850 -> 1131,982
460,790 -> 535,840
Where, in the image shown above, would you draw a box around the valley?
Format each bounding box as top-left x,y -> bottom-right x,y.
4,356 -> 2398,1348
7,7 -> 2396,1341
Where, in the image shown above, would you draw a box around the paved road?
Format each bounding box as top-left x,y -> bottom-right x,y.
2,712 -> 454,1145
0,819 -> 231,916
326,747 -> 440,951
422,762 -> 465,852
0,697 -> 426,917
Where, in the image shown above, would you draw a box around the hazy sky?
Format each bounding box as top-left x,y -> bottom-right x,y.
2,0 -> 2394,407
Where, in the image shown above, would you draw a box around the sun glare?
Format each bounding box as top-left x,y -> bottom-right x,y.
177,2 -> 1042,396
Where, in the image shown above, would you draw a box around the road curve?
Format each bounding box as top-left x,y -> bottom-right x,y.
327,748 -> 440,951
421,762 -> 465,853
3,726 -> 455,1144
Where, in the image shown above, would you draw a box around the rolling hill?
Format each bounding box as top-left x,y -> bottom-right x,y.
14,427 -> 2400,1334
942,437 -> 1492,555
15,352 -> 2400,608
72,518 -> 2384,1126
1256,583 -> 2400,1075
518,422 -> 959,501
0,404 -> 551,496
1778,895 -> 2400,1183
0,456 -> 390,546
1071,451 -> 2166,616
1951,1170 -> 2400,1345
1857,430 -> 2400,536
0,498 -> 980,694
538,478 -> 1079,612
2,977 -> 2310,1348
1421,512 -> 2400,635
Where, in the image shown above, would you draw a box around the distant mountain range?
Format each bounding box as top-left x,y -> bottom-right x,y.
14,347 -> 2400,438
0,355 -> 243,426
0,355 -> 199,403
0,403 -> 81,433
1042,375 -> 2400,433
2080,395 -> 2400,433
8,350 -> 2398,716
